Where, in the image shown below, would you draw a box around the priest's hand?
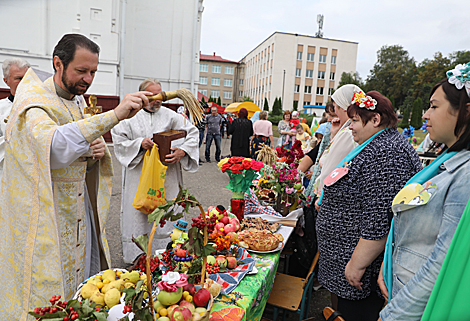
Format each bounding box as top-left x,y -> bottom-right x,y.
142,137 -> 155,150
165,147 -> 186,164
114,91 -> 153,120
90,138 -> 105,160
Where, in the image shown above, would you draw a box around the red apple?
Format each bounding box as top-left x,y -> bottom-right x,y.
214,222 -> 225,233
167,304 -> 180,316
220,216 -> 230,225
229,218 -> 240,231
170,306 -> 192,321
182,283 -> 196,296
215,255 -> 227,268
226,256 -> 238,269
193,288 -> 211,307
223,224 -> 236,234
179,300 -> 195,313
226,232 -> 238,243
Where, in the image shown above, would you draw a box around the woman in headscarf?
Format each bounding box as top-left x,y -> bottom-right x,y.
228,107 -> 253,157
251,110 -> 260,124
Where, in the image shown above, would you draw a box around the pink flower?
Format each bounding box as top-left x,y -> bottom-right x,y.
286,187 -> 294,194
250,160 -> 264,171
175,273 -> 189,287
157,280 -> 178,292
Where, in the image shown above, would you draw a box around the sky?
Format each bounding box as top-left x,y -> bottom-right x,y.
199,0 -> 469,81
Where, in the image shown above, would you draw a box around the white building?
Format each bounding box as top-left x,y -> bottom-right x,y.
0,0 -> 204,99
240,32 -> 358,111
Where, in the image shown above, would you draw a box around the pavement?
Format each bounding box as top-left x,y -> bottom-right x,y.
105,136 -> 330,320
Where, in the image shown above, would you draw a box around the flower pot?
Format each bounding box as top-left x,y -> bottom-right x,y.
275,194 -> 290,217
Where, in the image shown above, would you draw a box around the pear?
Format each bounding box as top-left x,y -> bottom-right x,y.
101,269 -> 116,282
90,292 -> 105,307
104,288 -> 121,308
124,282 -> 135,289
86,277 -> 100,286
120,271 -> 140,284
81,283 -> 99,299
101,279 -> 124,294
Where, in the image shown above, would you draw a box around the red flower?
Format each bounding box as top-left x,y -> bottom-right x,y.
221,163 -> 231,173
230,156 -> 245,164
230,164 -> 244,174
250,160 -> 264,171
242,160 -> 252,170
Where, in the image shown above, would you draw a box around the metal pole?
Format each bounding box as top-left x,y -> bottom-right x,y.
282,69 -> 286,110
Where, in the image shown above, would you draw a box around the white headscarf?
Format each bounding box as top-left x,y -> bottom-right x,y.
331,84 -> 364,110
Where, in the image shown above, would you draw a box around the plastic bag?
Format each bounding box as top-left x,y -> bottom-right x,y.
132,144 -> 168,214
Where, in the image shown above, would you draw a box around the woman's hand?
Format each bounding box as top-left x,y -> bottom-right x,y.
345,260 -> 365,290
330,117 -> 341,138
314,198 -> 321,211
378,262 -> 389,302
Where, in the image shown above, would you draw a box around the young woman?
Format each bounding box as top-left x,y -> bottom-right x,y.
378,63 -> 470,320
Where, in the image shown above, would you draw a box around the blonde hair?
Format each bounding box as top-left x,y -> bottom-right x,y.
139,78 -> 162,91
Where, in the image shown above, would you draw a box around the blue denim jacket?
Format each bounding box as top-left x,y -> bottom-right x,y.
380,150 -> 470,320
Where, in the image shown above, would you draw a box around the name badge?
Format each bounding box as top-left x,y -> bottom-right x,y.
324,167 -> 349,187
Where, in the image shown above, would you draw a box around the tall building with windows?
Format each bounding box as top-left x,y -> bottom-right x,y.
198,53 -> 242,107
240,32 -> 358,111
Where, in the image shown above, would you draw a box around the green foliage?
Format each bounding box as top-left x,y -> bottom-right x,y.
148,186 -> 199,224
410,97 -> 423,129
293,100 -> 298,111
339,71 -> 363,88
399,106 -> 410,128
122,280 -> 153,321
279,97 -> 283,110
241,96 -> 253,102
272,97 -> 282,116
263,98 -> 269,111
216,97 -> 221,105
201,96 -> 206,104
29,299 -> 108,321
449,50 -> 470,65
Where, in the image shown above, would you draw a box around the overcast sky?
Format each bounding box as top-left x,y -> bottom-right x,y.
200,0 -> 468,80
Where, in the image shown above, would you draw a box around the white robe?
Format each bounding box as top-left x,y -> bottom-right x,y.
111,107 -> 199,263
0,97 -> 13,176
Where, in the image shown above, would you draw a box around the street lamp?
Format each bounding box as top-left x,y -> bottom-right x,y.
282,69 -> 286,110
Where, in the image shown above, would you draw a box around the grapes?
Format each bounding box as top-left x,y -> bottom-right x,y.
191,214 -> 217,233
134,254 -> 160,273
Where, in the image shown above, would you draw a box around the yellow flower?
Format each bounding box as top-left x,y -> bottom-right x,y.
217,158 -> 230,169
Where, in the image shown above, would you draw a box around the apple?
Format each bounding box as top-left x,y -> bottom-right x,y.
179,300 -> 195,313
153,300 -> 164,311
194,307 -> 207,315
183,283 -> 196,296
167,304 -> 179,317
157,287 -> 183,306
214,222 -> 225,233
226,256 -> 238,269
193,288 -> 211,307
158,318 -> 170,321
223,224 -> 236,234
229,218 -> 240,231
220,216 -> 230,225
226,232 -> 238,243
215,255 -> 227,268
206,255 -> 216,265
170,306 -> 192,321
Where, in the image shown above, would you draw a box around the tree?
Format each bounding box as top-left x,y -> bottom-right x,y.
366,45 -> 416,109
278,97 -> 283,110
338,71 -> 363,88
272,97 -> 282,116
293,101 -> 298,111
399,106 -> 410,128
410,97 -> 423,129
263,98 -> 269,111
216,97 -> 221,105
200,96 -> 206,104
449,50 -> 470,66
413,52 -> 451,100
241,96 -> 253,102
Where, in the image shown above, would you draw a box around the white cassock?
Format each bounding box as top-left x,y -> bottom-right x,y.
111,107 -> 199,264
0,97 -> 13,177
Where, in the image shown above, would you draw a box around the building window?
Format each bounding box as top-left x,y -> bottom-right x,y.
199,76 -> 207,85
328,88 -> 334,96
307,53 -> 314,62
212,65 -> 221,73
318,71 -> 325,79
198,89 -> 207,96
297,51 -> 302,60
296,68 -> 302,77
225,66 -> 234,74
306,70 -> 313,78
330,72 -> 335,81
304,101 -> 310,106
294,84 -> 300,93
316,87 -> 324,95
223,91 -> 232,99
331,56 -> 337,64
200,63 -> 208,72
239,79 -> 244,85
239,91 -> 243,97
319,54 -> 327,63
305,85 -> 312,94
211,77 -> 220,86
211,90 -> 220,98
224,79 -> 233,87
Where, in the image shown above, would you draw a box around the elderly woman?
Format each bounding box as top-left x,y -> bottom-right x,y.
227,107 -> 253,157
277,110 -> 295,148
316,91 -> 421,321
250,110 -> 273,158
379,63 -> 470,320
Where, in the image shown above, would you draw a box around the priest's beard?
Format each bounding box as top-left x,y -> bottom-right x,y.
62,72 -> 90,96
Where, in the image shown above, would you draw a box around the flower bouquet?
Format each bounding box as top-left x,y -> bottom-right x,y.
275,140 -> 304,164
217,157 -> 265,220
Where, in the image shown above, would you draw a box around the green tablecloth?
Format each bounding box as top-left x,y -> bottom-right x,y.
209,251 -> 280,321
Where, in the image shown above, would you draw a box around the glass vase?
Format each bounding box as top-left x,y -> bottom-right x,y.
230,191 -> 245,221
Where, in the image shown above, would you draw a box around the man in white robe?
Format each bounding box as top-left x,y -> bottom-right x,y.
111,78 -> 199,264
0,58 -> 30,176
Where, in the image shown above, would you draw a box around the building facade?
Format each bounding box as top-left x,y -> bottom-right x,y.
240,32 -> 358,111
0,0 -> 204,102
198,53 -> 242,107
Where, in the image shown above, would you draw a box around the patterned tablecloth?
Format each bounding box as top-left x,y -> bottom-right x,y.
209,251 -> 280,321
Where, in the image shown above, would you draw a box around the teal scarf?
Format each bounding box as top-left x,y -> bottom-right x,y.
318,128 -> 385,205
383,150 -> 457,302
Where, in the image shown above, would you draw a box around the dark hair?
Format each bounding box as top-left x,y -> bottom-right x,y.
282,110 -> 292,120
296,124 -> 303,130
238,108 -> 248,118
325,101 -> 334,114
347,91 -> 398,128
52,34 -> 100,72
431,79 -> 470,152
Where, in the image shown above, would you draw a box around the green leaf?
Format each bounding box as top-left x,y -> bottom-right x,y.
67,299 -> 82,311
122,287 -> 137,301
81,299 -> 94,315
132,234 -> 150,253
93,311 -> 109,321
203,243 -> 216,257
148,208 -> 165,223
135,279 -> 144,290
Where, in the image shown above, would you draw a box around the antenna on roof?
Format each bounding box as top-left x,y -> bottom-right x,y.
315,14 -> 324,38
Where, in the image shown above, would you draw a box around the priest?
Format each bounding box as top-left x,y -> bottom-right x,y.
111,78 -> 199,264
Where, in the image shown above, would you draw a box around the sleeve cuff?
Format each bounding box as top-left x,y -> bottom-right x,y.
77,110 -> 119,143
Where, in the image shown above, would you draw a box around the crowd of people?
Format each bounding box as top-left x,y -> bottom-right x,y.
1,32 -> 470,321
